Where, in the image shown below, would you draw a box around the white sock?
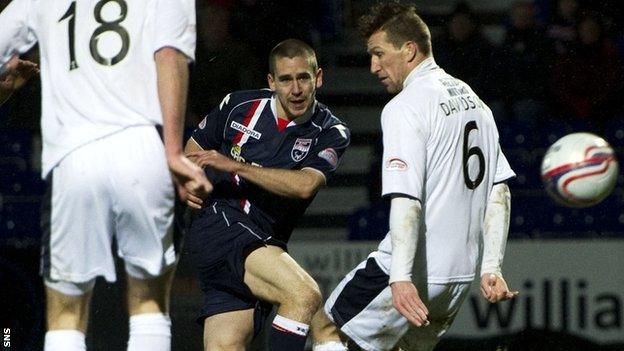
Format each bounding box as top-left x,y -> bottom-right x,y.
44,330 -> 86,351
313,341 -> 349,351
127,313 -> 172,351
272,314 -> 309,336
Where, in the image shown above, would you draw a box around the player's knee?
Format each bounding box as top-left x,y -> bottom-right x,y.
288,279 -> 322,315
126,269 -> 175,315
204,336 -> 247,351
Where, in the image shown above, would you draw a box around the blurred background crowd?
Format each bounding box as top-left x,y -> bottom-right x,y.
2,0 -> 623,244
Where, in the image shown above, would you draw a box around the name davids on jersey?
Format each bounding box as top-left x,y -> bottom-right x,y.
439,95 -> 484,117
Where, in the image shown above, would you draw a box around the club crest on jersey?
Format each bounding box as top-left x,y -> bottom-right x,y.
230,121 -> 262,140
385,158 -> 408,171
292,138 -> 312,162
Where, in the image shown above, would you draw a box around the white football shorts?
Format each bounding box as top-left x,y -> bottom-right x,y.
40,125 -> 176,283
324,253 -> 471,351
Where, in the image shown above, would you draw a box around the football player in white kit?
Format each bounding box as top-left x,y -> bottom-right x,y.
312,3 -> 518,351
0,0 -> 211,350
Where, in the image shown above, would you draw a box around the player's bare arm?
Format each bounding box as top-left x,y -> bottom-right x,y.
0,55 -> 39,106
155,47 -> 212,205
187,148 -> 325,199
480,182 -> 518,303
388,196 -> 430,327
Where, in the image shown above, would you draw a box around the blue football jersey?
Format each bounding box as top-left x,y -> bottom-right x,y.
191,89 -> 351,243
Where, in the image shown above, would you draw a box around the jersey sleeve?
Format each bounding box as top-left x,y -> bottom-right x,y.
0,0 -> 37,70
381,100 -> 427,200
300,123 -> 351,180
494,145 -> 516,183
153,0 -> 196,61
190,94 -> 231,149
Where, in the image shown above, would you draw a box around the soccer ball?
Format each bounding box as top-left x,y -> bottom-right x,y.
541,132 -> 619,207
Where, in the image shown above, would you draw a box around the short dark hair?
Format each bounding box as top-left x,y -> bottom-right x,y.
268,39 -> 318,75
359,1 -> 432,56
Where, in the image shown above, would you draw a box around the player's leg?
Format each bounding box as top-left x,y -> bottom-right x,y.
43,280 -> 95,351
110,127 -> 178,351
311,308 -> 348,351
203,308 -> 255,351
125,265 -> 176,351
322,256 -> 409,351
41,141 -> 117,351
244,244 -> 322,351
396,282 -> 471,351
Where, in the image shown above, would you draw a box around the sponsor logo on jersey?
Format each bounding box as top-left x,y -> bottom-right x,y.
199,117 -> 207,129
230,121 -> 262,140
318,148 -> 338,169
385,158 -> 408,171
292,138 -> 312,162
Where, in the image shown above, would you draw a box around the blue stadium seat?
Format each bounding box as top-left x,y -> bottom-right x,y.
498,120 -> 533,148
0,169 -> 45,196
0,130 -> 33,158
0,200 -> 42,240
348,201 -> 389,241
603,118 -> 624,147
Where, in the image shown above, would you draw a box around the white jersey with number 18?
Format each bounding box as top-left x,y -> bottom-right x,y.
376,57 -> 515,284
0,0 -> 196,177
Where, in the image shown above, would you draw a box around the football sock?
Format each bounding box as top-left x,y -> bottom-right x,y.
44,330 -> 86,351
270,314 -> 309,351
313,341 -> 349,351
127,313 -> 171,351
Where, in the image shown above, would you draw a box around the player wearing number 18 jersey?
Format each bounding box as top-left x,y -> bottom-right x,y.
312,3 -> 517,351
0,1 -> 210,350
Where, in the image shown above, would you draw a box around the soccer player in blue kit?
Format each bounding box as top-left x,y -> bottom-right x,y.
184,39 -> 351,351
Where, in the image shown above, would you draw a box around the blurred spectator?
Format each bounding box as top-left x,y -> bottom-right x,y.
348,149 -> 389,241
434,2 -> 500,102
0,49 -> 41,130
550,14 -> 623,127
499,1 -> 553,125
188,2 -> 263,124
546,0 -> 580,55
229,0 -> 319,68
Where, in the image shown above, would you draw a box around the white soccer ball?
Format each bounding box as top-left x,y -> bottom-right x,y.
541,132 -> 619,208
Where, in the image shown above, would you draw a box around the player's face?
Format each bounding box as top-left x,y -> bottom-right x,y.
268,56 -> 323,120
367,30 -> 412,94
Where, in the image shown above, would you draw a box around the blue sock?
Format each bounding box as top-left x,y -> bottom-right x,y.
269,314 -> 309,351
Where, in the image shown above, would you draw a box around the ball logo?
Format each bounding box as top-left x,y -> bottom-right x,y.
291,138 -> 312,162
385,158 -> 408,171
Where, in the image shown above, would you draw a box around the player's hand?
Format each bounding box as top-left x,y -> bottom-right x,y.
390,281 -> 429,327
0,55 -> 39,91
167,153 -> 212,209
188,150 -> 241,173
480,273 -> 518,303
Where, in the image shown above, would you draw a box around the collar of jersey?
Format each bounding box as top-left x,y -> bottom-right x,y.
270,94 -> 317,128
403,57 -> 439,88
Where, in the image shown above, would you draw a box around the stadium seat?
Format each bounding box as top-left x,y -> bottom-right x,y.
0,130 -> 33,158
0,199 -> 42,240
0,168 -> 45,196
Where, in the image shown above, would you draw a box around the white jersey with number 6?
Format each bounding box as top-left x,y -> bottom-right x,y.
0,0 -> 196,177
377,57 -> 515,284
